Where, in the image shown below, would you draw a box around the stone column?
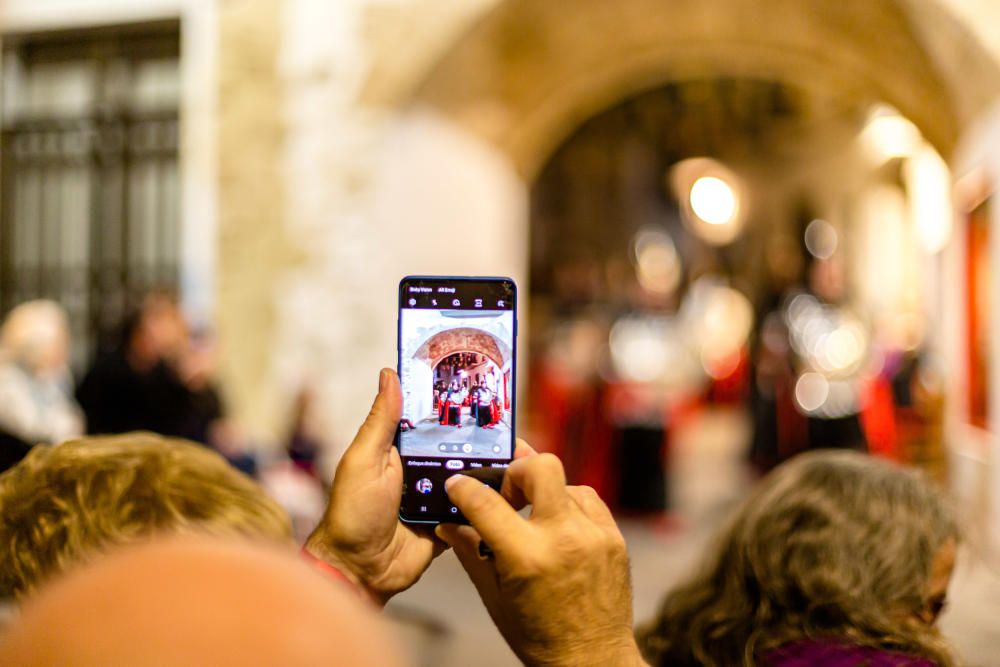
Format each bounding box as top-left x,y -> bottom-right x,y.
216,0 -> 300,442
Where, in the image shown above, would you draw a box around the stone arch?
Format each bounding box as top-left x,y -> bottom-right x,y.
400,0 -> 1000,177
414,327 -> 512,370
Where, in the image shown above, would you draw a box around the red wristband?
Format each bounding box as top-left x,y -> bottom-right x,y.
300,547 -> 356,588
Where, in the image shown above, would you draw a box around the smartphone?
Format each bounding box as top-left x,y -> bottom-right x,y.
396,276 -> 517,524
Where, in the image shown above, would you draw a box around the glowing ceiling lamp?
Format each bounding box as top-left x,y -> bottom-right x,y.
861,104 -> 921,163
669,158 -> 746,246
690,176 -> 737,226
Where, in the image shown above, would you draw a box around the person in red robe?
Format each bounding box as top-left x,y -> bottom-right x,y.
442,382 -> 464,427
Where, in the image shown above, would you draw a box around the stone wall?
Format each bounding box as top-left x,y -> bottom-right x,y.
213,0 -> 524,464
215,0 -> 300,443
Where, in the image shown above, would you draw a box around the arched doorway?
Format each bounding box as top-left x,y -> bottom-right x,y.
403,325 -> 514,431
394,0 -> 1000,506
523,76 -> 897,510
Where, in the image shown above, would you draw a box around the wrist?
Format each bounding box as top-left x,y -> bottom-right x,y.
302,533 -> 385,607
530,633 -> 646,667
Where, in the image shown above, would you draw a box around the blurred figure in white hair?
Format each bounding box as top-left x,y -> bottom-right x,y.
0,300 -> 83,449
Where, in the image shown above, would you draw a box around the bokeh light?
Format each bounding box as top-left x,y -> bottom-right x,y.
608,316 -> 675,383
795,372 -> 829,413
681,278 -> 754,378
785,293 -> 868,377
690,176 -> 737,226
860,104 -> 920,162
669,157 -> 746,246
632,227 -> 682,297
804,219 -> 838,260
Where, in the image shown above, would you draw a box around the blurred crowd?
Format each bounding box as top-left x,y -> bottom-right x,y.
530,245 -> 946,516
0,293 -> 327,540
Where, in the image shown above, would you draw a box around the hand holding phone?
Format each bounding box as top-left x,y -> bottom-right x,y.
396,276 -> 517,524
436,455 -> 642,667
305,368 -> 443,606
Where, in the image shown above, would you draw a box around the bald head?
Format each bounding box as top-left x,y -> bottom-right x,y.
0,537 -> 409,666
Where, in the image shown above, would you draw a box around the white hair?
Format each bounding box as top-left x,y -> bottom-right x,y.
0,300 -> 69,370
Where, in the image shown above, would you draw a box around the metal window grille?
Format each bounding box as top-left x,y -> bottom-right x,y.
0,21 -> 180,369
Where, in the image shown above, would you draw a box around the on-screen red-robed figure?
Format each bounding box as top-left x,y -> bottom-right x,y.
438,384 -> 465,427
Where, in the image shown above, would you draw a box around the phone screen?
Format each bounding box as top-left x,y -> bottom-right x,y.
396,276 -> 517,523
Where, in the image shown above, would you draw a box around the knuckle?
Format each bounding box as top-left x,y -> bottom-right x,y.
571,516 -> 622,553
608,529 -> 627,551
573,484 -> 599,502
535,452 -> 562,469
558,533 -> 591,561
533,453 -> 565,477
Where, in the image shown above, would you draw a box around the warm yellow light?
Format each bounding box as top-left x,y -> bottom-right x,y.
819,322 -> 866,373
690,176 -> 737,225
683,278 -> 754,375
904,144 -> 953,254
633,228 -> 681,297
669,157 -> 746,246
609,317 -> 672,383
861,105 -> 920,162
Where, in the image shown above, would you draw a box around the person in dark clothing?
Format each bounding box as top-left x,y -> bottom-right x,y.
76,293 -> 222,443
77,349 -> 195,437
0,429 -> 32,475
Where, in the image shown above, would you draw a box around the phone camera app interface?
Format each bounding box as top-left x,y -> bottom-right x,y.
399,285 -> 515,463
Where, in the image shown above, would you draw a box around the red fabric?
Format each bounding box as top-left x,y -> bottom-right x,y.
860,374 -> 898,459
708,348 -> 750,404
570,385 -> 612,503
967,212 -> 989,428
530,361 -> 573,460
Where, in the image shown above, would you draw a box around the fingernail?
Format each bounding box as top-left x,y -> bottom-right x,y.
378,369 -> 388,394
444,474 -> 467,492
